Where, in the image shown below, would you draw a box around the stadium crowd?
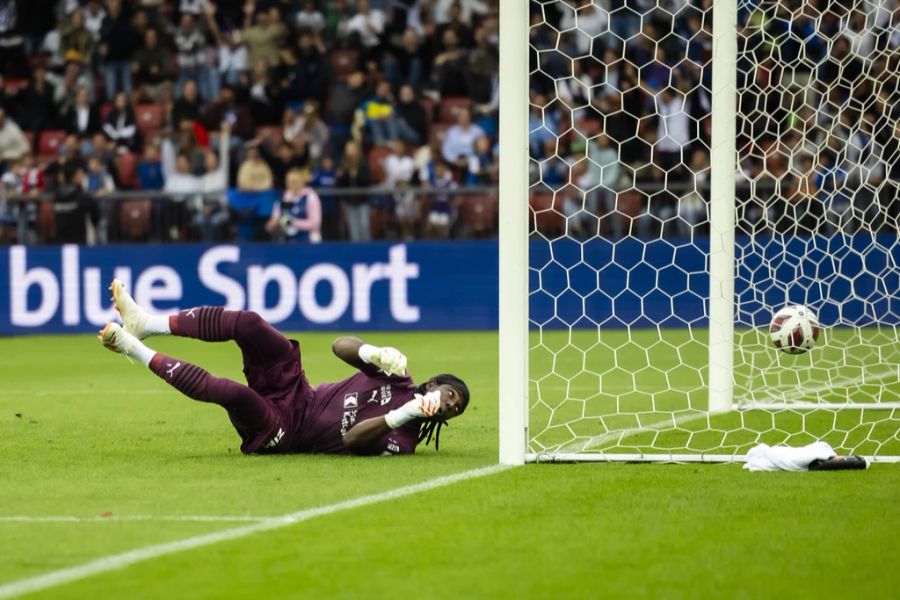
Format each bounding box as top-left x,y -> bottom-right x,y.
0,0 -> 500,244
529,0 -> 900,238
1,0 -> 898,245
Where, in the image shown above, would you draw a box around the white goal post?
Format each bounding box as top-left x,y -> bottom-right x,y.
499,0 -> 900,465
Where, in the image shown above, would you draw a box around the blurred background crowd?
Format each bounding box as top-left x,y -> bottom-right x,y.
529,0 -> 900,239
0,0 -> 500,244
0,0 -> 898,245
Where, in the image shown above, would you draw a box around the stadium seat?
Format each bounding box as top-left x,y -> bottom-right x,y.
115,151 -> 140,189
460,194 -> 498,237
439,97 -> 471,124
419,97 -> 435,129
119,199 -> 152,241
36,200 -> 55,242
330,49 -> 360,78
4,78 -> 27,95
38,130 -> 66,157
99,102 -> 113,122
529,192 -> 564,237
367,146 -> 392,183
135,104 -> 164,138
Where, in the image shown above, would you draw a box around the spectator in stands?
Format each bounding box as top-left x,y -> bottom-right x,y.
103,92 -> 139,152
83,1 -> 106,41
99,0 -> 136,97
581,133 -> 621,236
266,167 -> 322,243
296,1 -> 326,33
85,155 -> 115,196
395,85 -> 428,146
15,0 -> 54,63
355,80 -> 419,147
285,31 -> 330,105
432,28 -> 468,97
218,29 -> 248,88
384,28 -> 427,93
311,154 -> 340,240
242,4 -> 286,68
132,28 -> 173,101
53,160 -> 100,244
174,12 -> 215,102
655,85 -> 691,174
384,139 -> 418,240
61,9 -> 96,69
442,107 -> 485,177
258,135 -> 302,191
0,107 -> 30,165
172,79 -> 204,130
16,65 -> 56,135
51,60 -> 95,121
63,85 -> 101,139
327,71 -> 370,157
138,142 -> 165,191
284,102 -> 330,163
425,160 -> 456,239
345,0 -> 386,54
237,143 -> 274,193
466,25 -> 498,105
203,85 -> 254,142
466,135 -> 497,185
248,58 -> 283,126
336,139 -> 371,242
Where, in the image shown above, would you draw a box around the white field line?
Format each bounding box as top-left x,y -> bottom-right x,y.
557,371 -> 894,455
0,464 -> 510,599
0,515 -> 267,523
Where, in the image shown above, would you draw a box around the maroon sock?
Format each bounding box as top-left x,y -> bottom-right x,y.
168,306 -> 240,341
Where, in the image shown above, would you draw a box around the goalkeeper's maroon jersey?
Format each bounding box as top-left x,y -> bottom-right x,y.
291,370 -> 421,455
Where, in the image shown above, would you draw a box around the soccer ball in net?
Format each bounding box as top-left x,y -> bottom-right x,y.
770,305 -> 820,355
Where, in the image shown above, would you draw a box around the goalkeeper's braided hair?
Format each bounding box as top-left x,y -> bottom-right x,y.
415,374 -> 470,451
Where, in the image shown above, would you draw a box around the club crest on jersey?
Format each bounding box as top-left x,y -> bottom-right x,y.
343,392 -> 358,408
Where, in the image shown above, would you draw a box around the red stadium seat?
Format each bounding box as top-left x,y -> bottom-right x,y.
529,192 -> 564,237
460,194 -> 498,237
367,146 -> 392,184
135,104 -> 164,137
38,130 -> 66,157
330,49 -> 359,78
119,199 -> 152,241
36,200 -> 55,242
439,97 -> 471,124
419,97 -> 435,129
4,78 -> 27,95
100,102 -> 113,122
115,151 -> 139,189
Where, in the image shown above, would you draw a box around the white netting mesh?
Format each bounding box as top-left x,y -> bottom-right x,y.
527,0 -> 900,460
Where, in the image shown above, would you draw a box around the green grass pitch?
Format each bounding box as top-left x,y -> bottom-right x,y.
1,331 -> 898,598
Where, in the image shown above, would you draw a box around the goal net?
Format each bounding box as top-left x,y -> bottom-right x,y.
503,0 -> 900,463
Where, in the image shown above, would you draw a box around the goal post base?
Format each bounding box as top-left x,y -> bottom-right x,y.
526,453 -> 900,464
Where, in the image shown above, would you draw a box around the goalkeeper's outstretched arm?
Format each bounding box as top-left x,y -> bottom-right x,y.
331,336 -> 408,376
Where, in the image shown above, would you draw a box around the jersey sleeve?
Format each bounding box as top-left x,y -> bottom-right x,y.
376,421 -> 420,455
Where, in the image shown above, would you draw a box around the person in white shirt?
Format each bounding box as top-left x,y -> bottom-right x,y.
441,108 -> 486,175
655,86 -> 691,172
431,0 -> 489,25
344,0 -> 385,49
383,139 -> 419,240
558,1 -> 610,56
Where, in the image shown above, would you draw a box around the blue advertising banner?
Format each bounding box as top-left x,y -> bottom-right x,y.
0,242 -> 499,335
2,235 -> 896,335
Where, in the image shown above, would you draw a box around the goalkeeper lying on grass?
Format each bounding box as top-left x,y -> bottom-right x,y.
97,280 -> 469,456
